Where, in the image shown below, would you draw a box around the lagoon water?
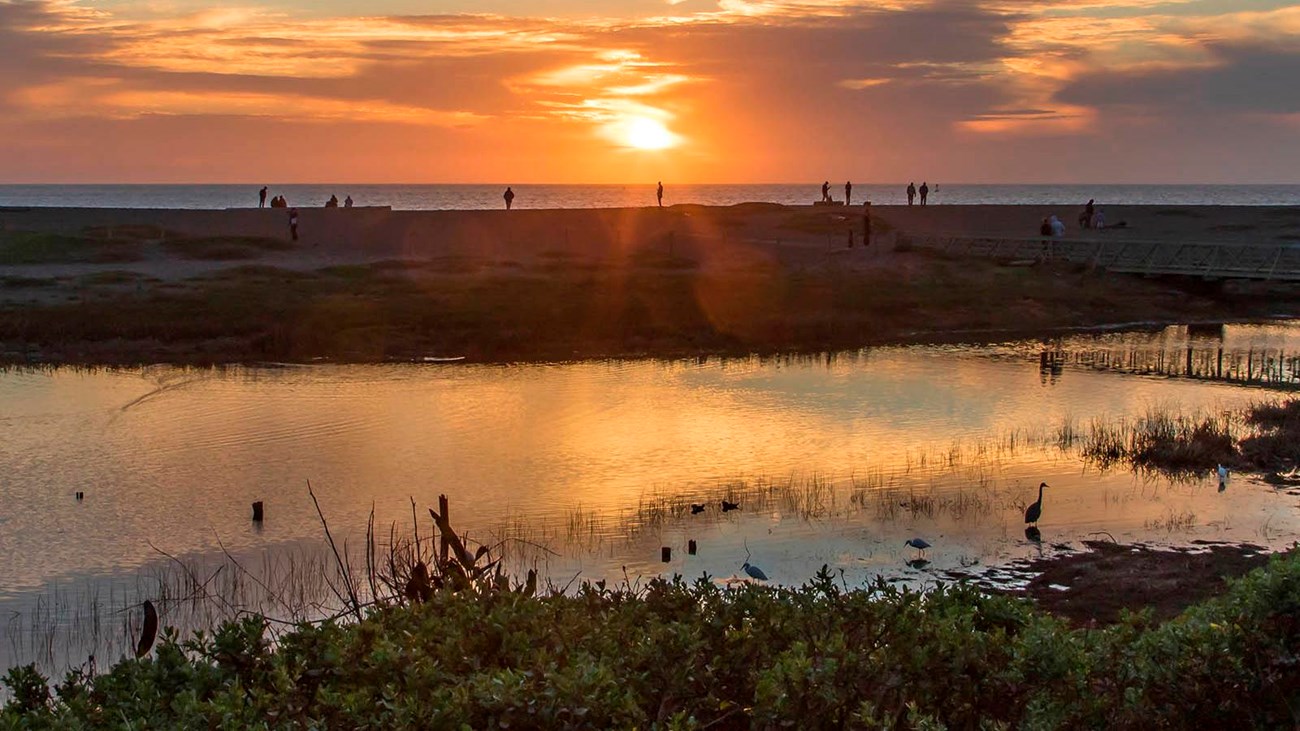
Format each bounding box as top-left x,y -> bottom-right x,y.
2,183 -> 1300,210
4,323 -> 1300,671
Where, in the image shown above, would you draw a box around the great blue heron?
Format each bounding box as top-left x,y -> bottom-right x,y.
721,500 -> 740,512
905,537 -> 931,557
742,562 -> 768,581
1024,482 -> 1048,526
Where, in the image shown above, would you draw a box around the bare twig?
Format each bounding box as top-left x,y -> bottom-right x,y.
307,480 -> 362,620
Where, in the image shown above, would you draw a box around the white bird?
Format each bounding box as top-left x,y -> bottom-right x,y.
741,562 -> 768,581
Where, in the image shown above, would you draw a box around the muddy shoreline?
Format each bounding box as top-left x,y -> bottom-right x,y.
985,540 -> 1275,627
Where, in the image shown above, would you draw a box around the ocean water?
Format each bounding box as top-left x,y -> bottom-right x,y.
0,184 -> 1297,210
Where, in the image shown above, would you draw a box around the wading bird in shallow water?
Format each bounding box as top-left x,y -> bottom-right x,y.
742,562 -> 768,581
1024,482 -> 1048,526
690,503 -> 706,514
905,537 -> 931,557
721,500 -> 740,512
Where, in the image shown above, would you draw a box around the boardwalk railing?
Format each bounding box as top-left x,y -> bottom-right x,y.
901,233 -> 1300,281
1039,345 -> 1300,391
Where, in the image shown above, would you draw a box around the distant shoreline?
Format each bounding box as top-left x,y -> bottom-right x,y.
2,181 -> 1298,211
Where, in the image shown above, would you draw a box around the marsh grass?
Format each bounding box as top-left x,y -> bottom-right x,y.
0,232 -> 143,265
2,493 -> 539,679
161,236 -> 294,261
1080,406 -> 1238,474
1078,399 -> 1300,475
1144,509 -> 1198,533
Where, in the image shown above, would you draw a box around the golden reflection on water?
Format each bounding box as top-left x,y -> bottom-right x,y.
5,324 -> 1300,670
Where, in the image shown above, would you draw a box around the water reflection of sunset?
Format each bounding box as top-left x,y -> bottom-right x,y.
4,328 -> 1300,600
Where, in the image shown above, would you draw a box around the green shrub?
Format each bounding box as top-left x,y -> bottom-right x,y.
4,557 -> 1300,729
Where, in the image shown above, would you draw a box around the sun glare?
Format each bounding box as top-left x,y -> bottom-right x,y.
624,117 -> 676,150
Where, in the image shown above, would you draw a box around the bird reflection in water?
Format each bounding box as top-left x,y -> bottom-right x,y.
1025,526 -> 1042,543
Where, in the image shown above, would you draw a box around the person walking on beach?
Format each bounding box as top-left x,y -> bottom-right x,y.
821,181 -> 831,203
657,181 -> 664,208
258,186 -> 268,208
504,187 -> 515,210
1079,198 -> 1095,229
845,181 -> 853,207
919,182 -> 929,206
344,195 -> 353,208
288,208 -> 299,242
907,182 -> 916,206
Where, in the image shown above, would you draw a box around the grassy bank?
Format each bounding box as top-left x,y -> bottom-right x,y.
1078,399 -> 1300,475
5,551 -> 1300,729
0,252 -> 1290,365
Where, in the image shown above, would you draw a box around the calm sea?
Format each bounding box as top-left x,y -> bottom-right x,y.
0,184 -> 1298,210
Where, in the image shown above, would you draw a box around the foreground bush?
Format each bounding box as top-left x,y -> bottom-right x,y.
5,556 -> 1300,730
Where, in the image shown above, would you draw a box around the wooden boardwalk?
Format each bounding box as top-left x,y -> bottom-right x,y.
902,233 -> 1300,281
1039,345 -> 1300,391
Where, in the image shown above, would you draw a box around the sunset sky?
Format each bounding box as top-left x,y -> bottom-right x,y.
2,0 -> 1298,184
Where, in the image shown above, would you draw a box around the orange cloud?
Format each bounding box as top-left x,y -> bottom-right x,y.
0,0 -> 1298,183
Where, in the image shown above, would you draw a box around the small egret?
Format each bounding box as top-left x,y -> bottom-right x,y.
742,562 -> 768,581
690,503 -> 706,514
905,537 -> 931,557
721,500 -> 740,512
1024,482 -> 1048,526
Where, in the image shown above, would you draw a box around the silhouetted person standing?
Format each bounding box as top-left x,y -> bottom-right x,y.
821,181 -> 830,203
845,181 -> 852,206
289,208 -> 299,242
504,187 -> 515,210
919,182 -> 929,206
907,182 -> 916,206
258,186 -> 267,208
657,181 -> 664,208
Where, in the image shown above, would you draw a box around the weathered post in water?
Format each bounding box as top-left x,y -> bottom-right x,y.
438,494 -> 450,564
252,501 -> 264,522
688,540 -> 698,555
661,546 -> 672,562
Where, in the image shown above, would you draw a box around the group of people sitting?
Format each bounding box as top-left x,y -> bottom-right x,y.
324,195 -> 353,208
267,195 -> 290,208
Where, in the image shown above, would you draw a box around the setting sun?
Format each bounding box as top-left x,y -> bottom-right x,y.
624,116 -> 677,150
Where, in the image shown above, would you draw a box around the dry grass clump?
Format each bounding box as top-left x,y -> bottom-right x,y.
1081,407 -> 1236,474
1240,400 -> 1300,470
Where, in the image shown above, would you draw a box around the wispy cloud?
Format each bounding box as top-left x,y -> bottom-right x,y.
0,0 -> 1297,182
